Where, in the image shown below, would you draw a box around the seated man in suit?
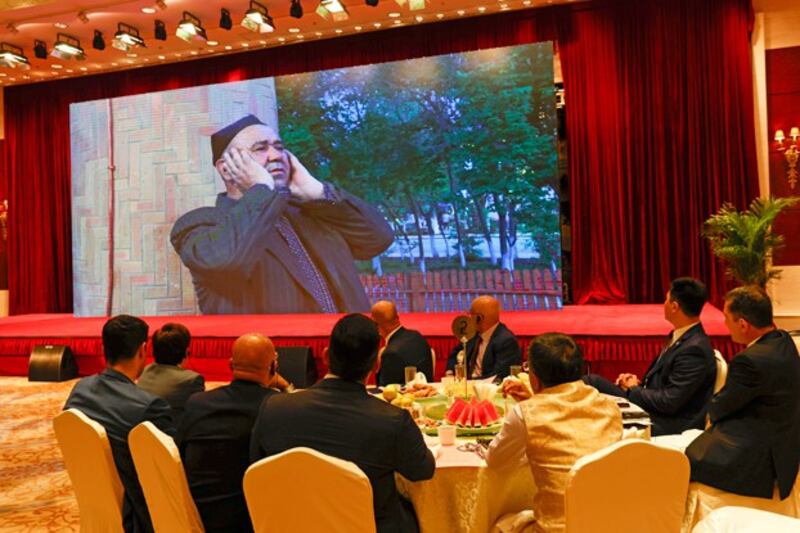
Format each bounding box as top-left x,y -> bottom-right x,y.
446,295 -> 522,380
583,278 -> 716,436
177,333 -> 280,533
137,322 -> 205,426
371,300 -> 433,385
487,333 -> 622,532
250,314 -> 435,533
64,315 -> 174,533
686,287 -> 800,500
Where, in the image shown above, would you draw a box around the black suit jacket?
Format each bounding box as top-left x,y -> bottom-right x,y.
177,380 -> 276,533
686,329 -> 800,499
250,378 -> 435,533
446,322 -> 522,380
377,327 -> 434,386
626,323 -> 716,436
64,369 -> 175,533
171,183 -> 393,314
137,363 -> 205,427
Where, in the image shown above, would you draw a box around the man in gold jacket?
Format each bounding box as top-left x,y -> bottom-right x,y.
486,333 -> 622,533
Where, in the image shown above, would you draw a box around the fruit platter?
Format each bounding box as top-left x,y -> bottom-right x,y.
421,396 -> 505,436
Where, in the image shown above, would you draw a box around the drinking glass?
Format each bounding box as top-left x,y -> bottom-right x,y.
510,365 -> 522,377
454,363 -> 467,383
404,366 -> 417,385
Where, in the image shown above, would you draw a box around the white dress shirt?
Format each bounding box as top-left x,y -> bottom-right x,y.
472,322 -> 500,378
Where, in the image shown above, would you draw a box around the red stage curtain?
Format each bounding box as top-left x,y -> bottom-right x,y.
2,0 -> 758,313
560,0 -> 758,304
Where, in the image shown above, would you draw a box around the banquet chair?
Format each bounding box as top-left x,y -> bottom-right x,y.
565,440 -> 689,533
244,447 -> 376,533
431,348 -> 437,379
712,350 -> 728,394
691,506 -> 800,533
129,421 -> 204,533
53,408 -> 125,533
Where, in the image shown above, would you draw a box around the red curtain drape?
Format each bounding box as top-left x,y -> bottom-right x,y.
560,0 -> 758,304
2,0 -> 758,314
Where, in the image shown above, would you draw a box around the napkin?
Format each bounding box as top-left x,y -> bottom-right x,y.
472,382 -> 499,401
410,372 -> 428,385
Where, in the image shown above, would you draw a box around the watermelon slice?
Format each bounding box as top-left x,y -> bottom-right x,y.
457,404 -> 471,427
445,398 -> 467,424
475,402 -> 488,427
483,401 -> 500,423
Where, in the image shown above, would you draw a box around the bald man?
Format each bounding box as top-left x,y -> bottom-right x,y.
170,114 -> 393,314
371,300 -> 433,386
177,333 -> 280,533
446,296 -> 522,381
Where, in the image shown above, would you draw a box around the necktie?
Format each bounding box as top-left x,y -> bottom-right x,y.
274,218 -> 337,313
471,336 -> 485,378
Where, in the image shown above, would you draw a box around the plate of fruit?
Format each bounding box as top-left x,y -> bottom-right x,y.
422,397 -> 504,436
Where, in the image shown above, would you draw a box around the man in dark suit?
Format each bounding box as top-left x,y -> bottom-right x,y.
64,315 -> 174,533
170,115 -> 394,315
177,333 -> 280,533
686,287 -> 800,499
137,322 -> 204,426
371,300 -> 433,385
250,314 -> 435,533
584,278 -> 717,436
446,295 -> 522,380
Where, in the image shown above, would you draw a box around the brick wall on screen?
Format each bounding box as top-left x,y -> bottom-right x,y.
71,79 -> 278,316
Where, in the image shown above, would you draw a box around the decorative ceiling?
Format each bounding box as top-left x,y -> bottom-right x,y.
0,0 -> 581,86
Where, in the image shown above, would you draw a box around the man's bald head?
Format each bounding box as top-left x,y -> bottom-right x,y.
230,333 -> 277,385
371,300 -> 401,338
470,295 -> 501,333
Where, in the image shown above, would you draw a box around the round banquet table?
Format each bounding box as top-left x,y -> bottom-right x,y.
396,438 -> 536,533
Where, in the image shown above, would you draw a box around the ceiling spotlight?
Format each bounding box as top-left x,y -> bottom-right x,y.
113,23 -> 145,51
6,23 -> 18,34
54,22 -> 68,29
154,20 -> 167,40
366,0 -> 379,6
156,0 -> 167,10
290,0 -> 303,18
52,33 -> 86,60
316,0 -> 349,21
242,1 -> 275,33
0,42 -> 30,69
78,11 -> 90,24
395,0 -> 426,9
92,30 -> 105,50
34,39 -> 47,59
220,8 -> 232,30
176,11 -> 207,42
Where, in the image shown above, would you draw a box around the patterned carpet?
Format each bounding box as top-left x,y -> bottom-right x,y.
0,378 -> 80,532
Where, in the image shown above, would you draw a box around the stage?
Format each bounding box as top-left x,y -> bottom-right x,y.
0,305 -> 737,382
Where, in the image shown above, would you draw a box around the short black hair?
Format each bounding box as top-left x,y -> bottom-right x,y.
725,286 -> 773,328
528,333 -> 583,388
669,278 -> 708,317
152,323 -> 191,365
328,314 -> 380,382
102,315 -> 149,365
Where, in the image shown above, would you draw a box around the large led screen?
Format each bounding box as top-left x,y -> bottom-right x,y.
70,42 -> 561,316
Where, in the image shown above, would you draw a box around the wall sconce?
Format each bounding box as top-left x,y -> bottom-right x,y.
775,126 -> 799,190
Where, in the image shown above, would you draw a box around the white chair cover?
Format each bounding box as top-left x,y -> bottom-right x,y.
244,447 -> 376,533
53,408 -> 125,533
128,421 -> 204,533
682,472 -> 800,532
692,506 -> 800,533
565,439 -> 690,533
712,350 -> 727,394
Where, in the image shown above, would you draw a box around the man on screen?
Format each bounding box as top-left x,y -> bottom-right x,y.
171,115 -> 393,314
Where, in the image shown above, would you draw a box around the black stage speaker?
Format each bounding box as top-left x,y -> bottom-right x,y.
28,344 -> 78,382
276,346 -> 318,389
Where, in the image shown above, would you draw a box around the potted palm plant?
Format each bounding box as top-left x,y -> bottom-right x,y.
703,196 -> 799,289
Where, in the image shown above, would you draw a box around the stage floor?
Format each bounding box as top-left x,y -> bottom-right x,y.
0,305 -> 737,381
